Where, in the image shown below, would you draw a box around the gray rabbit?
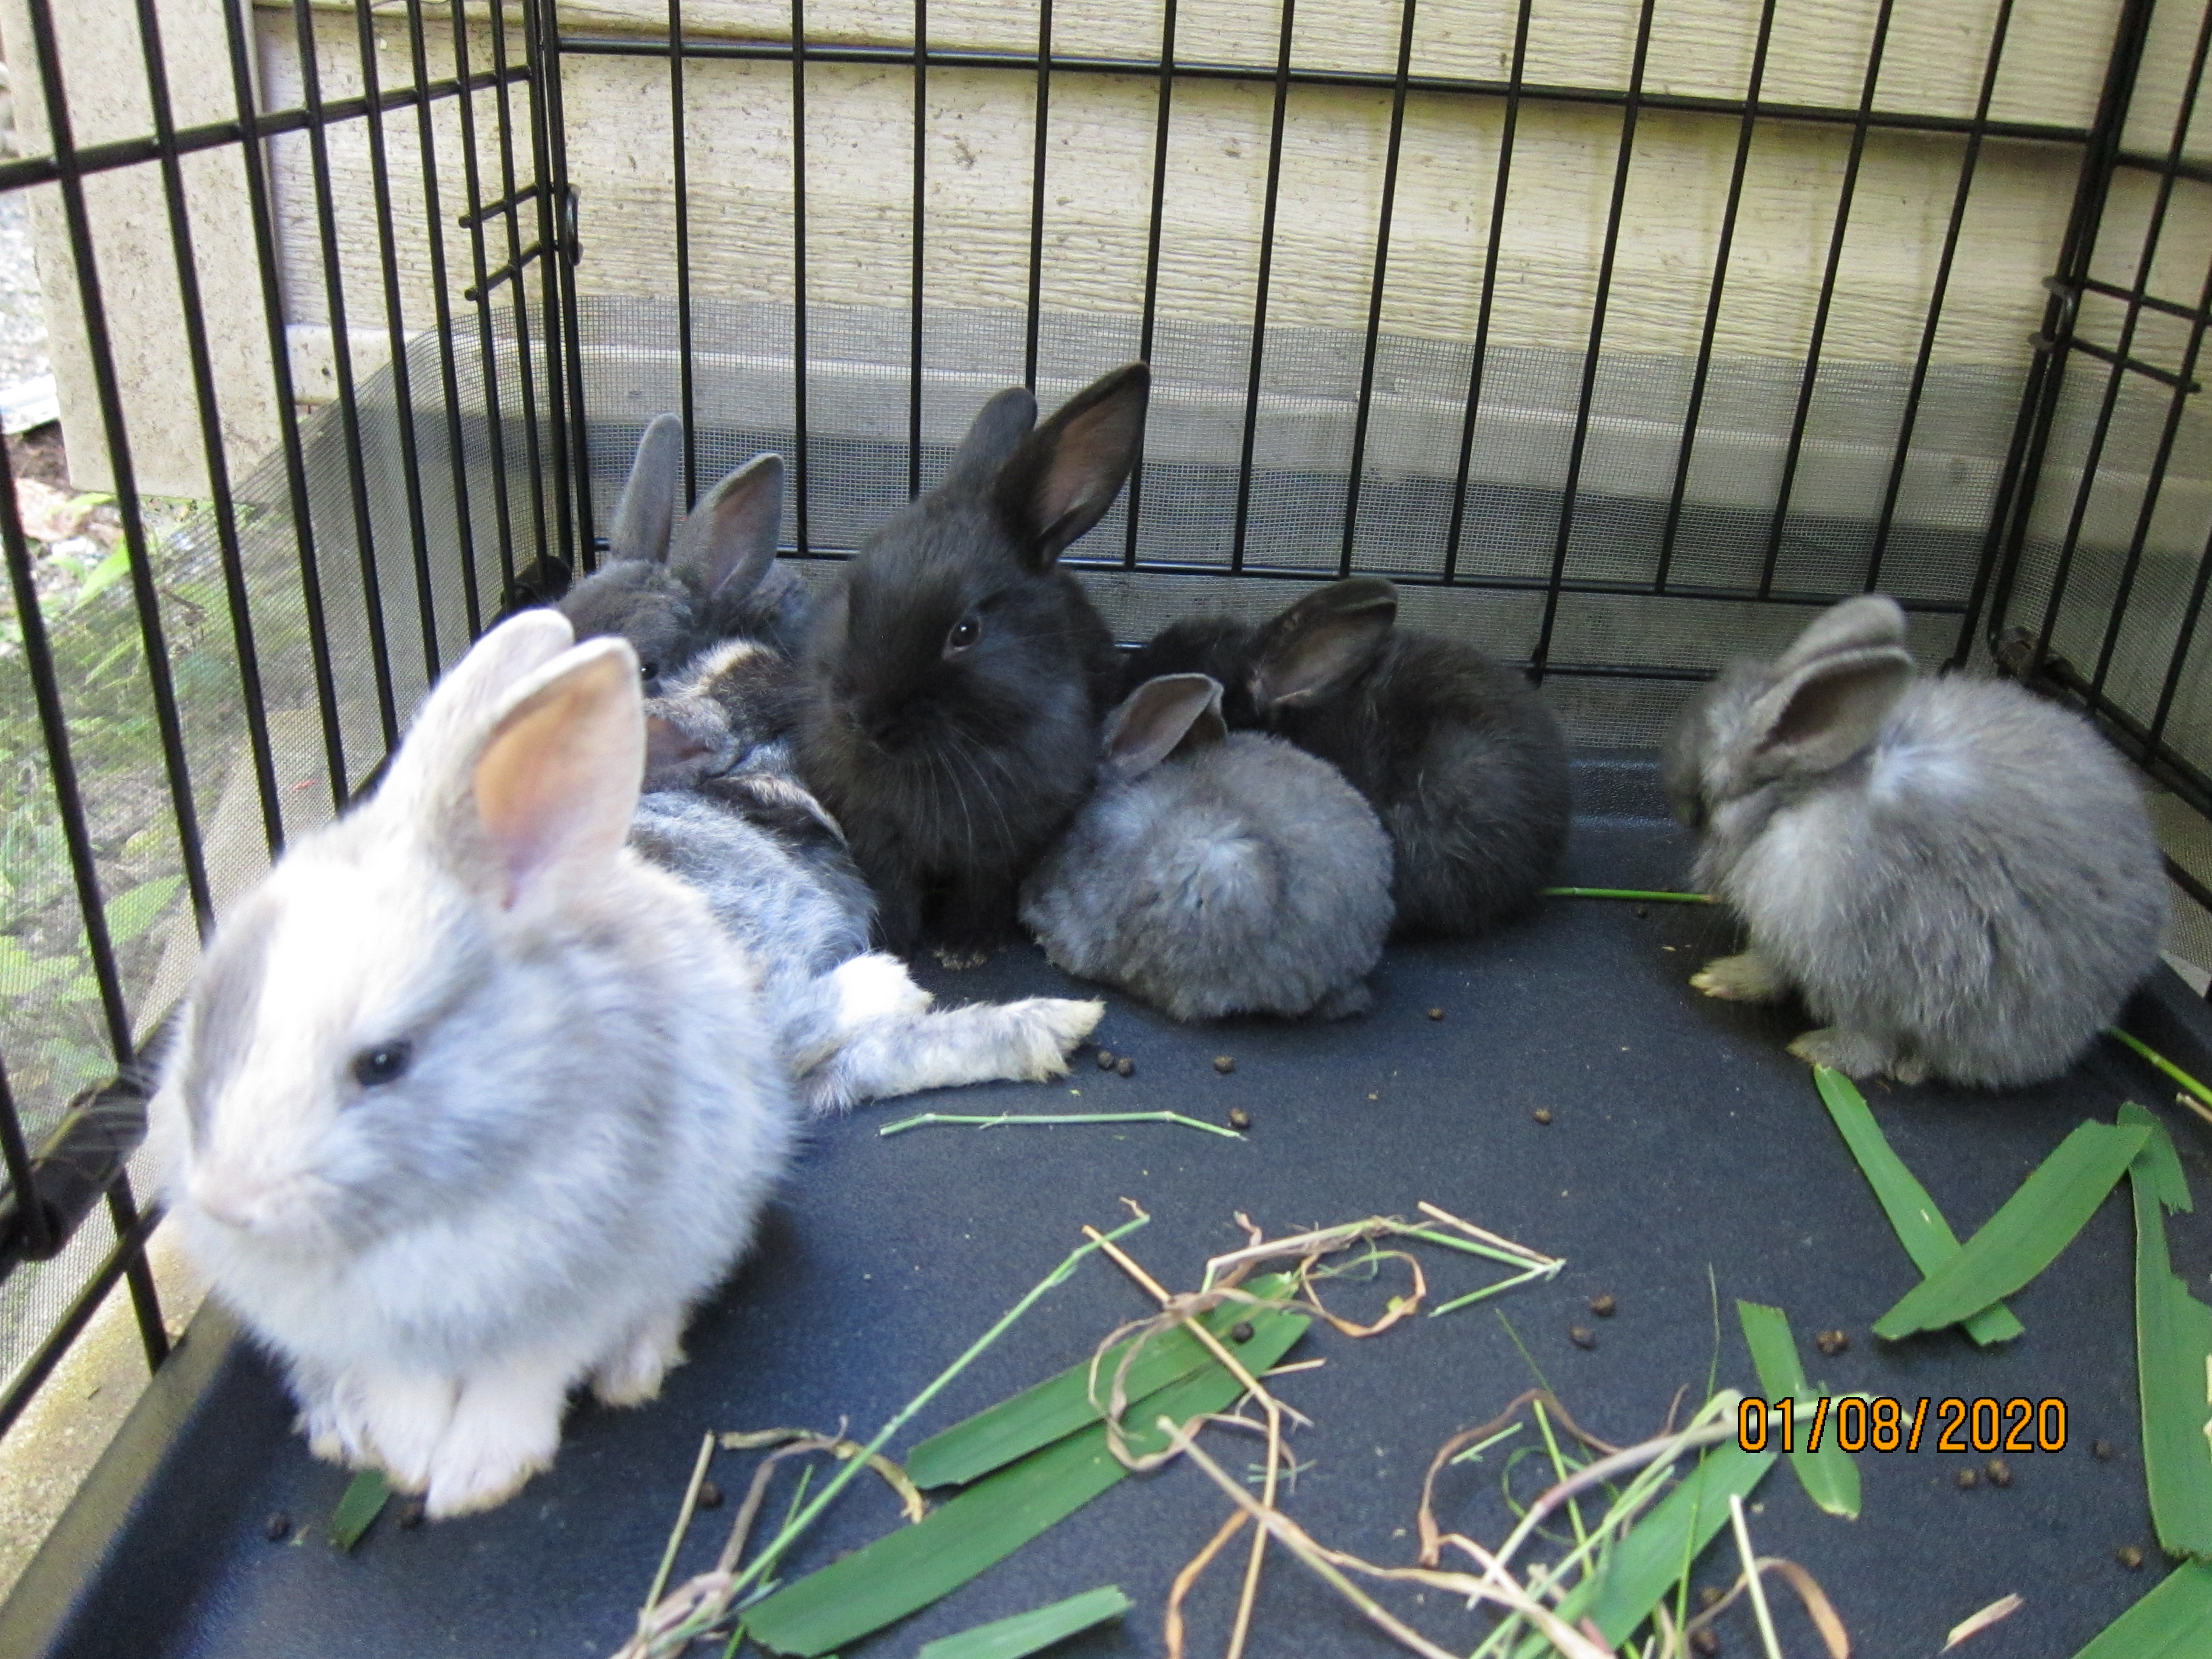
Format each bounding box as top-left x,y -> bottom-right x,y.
1021,674 -> 1393,1021
628,464 -> 1102,1110
1663,593 -> 2168,1087
560,415 -> 813,688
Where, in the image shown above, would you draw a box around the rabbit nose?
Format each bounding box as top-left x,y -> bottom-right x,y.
189,1173 -> 263,1231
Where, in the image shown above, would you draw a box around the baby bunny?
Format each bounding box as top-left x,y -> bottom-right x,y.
799,364 -> 1147,954
1663,593 -> 2168,1087
1124,578 -> 1570,936
149,611 -> 796,1518
558,414 -> 812,686
1021,674 -> 1393,1021
634,646 -> 1104,1109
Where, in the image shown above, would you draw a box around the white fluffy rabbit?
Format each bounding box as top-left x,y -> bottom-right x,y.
150,612 -> 795,1518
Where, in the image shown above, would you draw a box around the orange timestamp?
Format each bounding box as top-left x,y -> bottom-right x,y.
1737,1395 -> 2068,1455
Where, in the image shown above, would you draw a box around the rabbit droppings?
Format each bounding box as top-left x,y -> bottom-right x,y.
1663,593 -> 2167,1087
1021,674 -> 1393,1021
625,451 -> 1102,1108
1125,577 -> 1571,937
799,365 -> 1146,953
150,612 -> 796,1518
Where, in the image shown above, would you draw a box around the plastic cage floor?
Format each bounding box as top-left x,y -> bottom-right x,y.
5,756 -> 2210,1659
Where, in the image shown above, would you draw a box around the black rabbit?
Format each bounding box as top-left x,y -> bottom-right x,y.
799,364 -> 1148,953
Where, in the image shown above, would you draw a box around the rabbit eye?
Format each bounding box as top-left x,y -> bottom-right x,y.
349,1042 -> 414,1089
944,613 -> 982,657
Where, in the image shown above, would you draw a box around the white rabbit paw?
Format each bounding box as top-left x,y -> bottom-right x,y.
421,1364 -> 569,1518
354,1370 -> 461,1493
1001,997 -> 1107,1078
1691,951 -> 1781,1002
1788,1026 -> 1900,1080
591,1310 -> 687,1408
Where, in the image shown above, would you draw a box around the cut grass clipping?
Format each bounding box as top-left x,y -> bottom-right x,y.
913,1585 -> 1131,1659
2120,1102 -> 2212,1560
742,1309 -> 1310,1655
1874,1118 -> 2149,1341
329,1469 -> 391,1552
1735,1301 -> 1860,1520
2071,1558 -> 2212,1658
1813,1065 -> 2023,1344
879,1111 -> 1241,1140
905,1273 -> 1298,1488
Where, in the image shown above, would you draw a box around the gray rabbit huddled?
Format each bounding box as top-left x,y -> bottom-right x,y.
625,452 -> 1104,1110
1021,674 -> 1393,1021
1663,593 -> 2168,1087
559,414 -> 813,688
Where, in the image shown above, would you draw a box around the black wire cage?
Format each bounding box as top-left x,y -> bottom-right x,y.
1,0 -> 2210,1632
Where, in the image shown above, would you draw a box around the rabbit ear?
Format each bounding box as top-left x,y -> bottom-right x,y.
459,639 -> 646,913
609,414 -> 685,564
1104,674 -> 1225,777
1774,592 -> 1907,673
1744,646 -> 1915,779
372,610 -> 577,820
673,452 -> 783,604
993,363 -> 1150,568
1252,578 -> 1397,711
945,386 -> 1039,489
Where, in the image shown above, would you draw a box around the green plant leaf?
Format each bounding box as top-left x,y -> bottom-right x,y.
1813,1066 -> 2023,1344
2070,1558 -> 2212,1658
329,1469 -> 391,1551
913,1585 -> 1131,1659
904,1272 -> 1295,1489
69,543 -> 132,610
2121,1103 -> 2212,1558
743,1309 -> 1310,1657
102,875 -> 181,946
1554,1439 -> 1778,1646
0,936 -> 79,996
1874,1119 -> 2150,1341
1735,1300 -> 1860,1519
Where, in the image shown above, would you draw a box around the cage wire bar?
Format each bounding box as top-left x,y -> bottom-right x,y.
0,0 -> 2206,1463
0,0 -> 576,1438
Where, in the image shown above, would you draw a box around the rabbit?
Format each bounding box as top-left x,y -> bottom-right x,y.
1021,673 -> 1393,1021
147,611 -> 797,1519
632,642 -> 1105,1110
798,364 -> 1147,956
553,414 -> 812,687
1123,577 -> 1571,937
1661,592 -> 2169,1087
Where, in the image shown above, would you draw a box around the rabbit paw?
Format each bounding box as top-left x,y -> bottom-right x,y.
591,1309 -> 686,1409
1787,1026 -> 1899,1079
932,947 -> 991,971
1000,997 -> 1107,1078
421,1359 -> 569,1518
352,1370 -> 461,1493
1691,951 -> 1781,1002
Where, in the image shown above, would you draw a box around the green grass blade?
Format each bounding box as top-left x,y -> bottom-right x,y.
1735,1300 -> 1860,1520
914,1585 -> 1132,1659
2108,1027 -> 2212,1117
329,1469 -> 391,1552
1543,886 -> 1715,902
1812,1066 -> 2023,1344
1552,1440 -> 1778,1647
2070,1558 -> 2212,1658
743,1311 -> 1310,1657
905,1273 -> 1294,1489
1874,1119 -> 2150,1340
2122,1104 -> 2212,1558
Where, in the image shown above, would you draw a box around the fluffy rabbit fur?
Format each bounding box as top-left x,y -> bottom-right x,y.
1663,593 -> 2168,1087
799,365 -> 1145,953
626,460 -> 1102,1107
1124,578 -> 1570,936
1021,674 -> 1393,1020
149,612 -> 796,1518
557,415 -> 812,686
